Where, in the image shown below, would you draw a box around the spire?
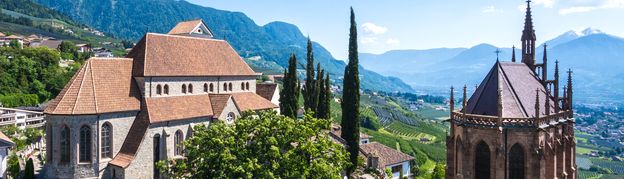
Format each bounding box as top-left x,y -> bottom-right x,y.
567,69 -> 573,111
462,85 -> 467,115
450,86 -> 455,113
554,60 -> 560,112
542,44 -> 548,83
535,88 -> 540,118
545,90 -> 551,116
512,45 -> 516,62
521,0 -> 537,69
495,48 -> 501,61
563,86 -> 568,110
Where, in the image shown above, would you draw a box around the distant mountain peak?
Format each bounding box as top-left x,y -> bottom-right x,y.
578,27 -> 604,36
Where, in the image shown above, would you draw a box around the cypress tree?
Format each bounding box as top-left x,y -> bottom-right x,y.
317,73 -> 331,119
279,54 -> 300,119
315,66 -> 325,118
303,37 -> 318,112
25,158 -> 34,179
341,7 -> 361,175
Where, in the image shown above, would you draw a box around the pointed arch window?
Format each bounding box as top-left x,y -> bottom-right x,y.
182,84 -> 187,94
156,84 -> 162,95
174,130 -> 184,156
246,82 -> 250,90
241,82 -> 245,91
153,134 -> 161,178
79,125 -> 92,162
509,144 -> 525,179
60,125 -> 71,164
223,83 -> 228,92
164,84 -> 169,95
475,141 -> 491,179
101,123 -> 113,159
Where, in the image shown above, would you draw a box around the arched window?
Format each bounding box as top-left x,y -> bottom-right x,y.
153,134 -> 161,179
210,83 -> 214,92
246,82 -> 250,90
182,84 -> 187,94
203,83 -> 208,93
156,85 -> 162,95
223,83 -> 228,92
188,84 -> 193,93
164,85 -> 169,95
228,83 -> 233,91
80,125 -> 92,162
509,144 -> 525,179
241,82 -> 245,90
475,141 -> 491,179
60,125 -> 70,164
226,112 -> 235,124
101,123 -> 113,159
174,130 -> 184,156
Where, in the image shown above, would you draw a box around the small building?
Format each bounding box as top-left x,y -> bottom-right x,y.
0,107 -> 45,129
93,48 -> 114,57
361,142 -> 414,179
0,131 -> 14,179
256,82 -> 280,105
30,39 -> 63,50
76,43 -> 92,53
0,35 -> 24,47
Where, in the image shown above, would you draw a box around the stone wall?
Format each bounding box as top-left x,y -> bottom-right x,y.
143,76 -> 257,98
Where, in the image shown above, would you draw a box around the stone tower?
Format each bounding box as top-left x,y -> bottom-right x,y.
445,1 -> 577,179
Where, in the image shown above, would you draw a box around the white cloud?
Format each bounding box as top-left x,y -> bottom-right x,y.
534,0 -> 556,8
559,0 -> 624,15
360,37 -> 378,44
386,38 -> 400,46
361,22 -> 388,35
482,5 -> 504,13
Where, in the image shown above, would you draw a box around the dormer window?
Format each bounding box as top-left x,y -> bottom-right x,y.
182,84 -> 187,94
197,29 -> 202,33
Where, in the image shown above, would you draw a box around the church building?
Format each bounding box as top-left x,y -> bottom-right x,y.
42,19 -> 279,178
446,1 -> 577,179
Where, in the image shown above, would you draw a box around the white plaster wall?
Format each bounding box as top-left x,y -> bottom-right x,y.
215,97 -> 241,122
387,161 -> 411,179
144,76 -> 257,98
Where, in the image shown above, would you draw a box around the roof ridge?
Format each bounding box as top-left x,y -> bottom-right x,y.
71,62 -> 89,115
147,33 -> 225,42
498,62 -> 529,117
89,61 -> 99,113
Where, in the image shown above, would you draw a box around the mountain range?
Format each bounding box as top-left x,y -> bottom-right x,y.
361,28 -> 624,106
31,0 -> 414,92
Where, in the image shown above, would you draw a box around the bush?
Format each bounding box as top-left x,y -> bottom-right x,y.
7,154 -> 20,179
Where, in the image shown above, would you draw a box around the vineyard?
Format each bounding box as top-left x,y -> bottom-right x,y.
383,121 -> 437,142
590,158 -> 624,174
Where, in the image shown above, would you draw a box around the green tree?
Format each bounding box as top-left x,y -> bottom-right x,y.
432,163 -> 445,179
7,154 -> 20,179
303,37 -> 318,112
312,63 -> 323,117
8,40 -> 21,49
317,73 -> 331,119
58,40 -> 77,53
157,111 -> 349,178
341,7 -> 361,175
279,54 -> 300,119
24,158 -> 34,179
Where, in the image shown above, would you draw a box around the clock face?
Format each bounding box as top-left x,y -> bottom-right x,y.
226,112 -> 235,124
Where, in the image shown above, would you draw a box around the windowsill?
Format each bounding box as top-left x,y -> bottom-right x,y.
77,161 -> 93,165
101,157 -> 112,162
172,155 -> 186,160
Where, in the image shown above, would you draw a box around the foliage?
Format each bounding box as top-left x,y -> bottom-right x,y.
0,0 -> 76,24
9,40 -> 21,49
432,163 -> 445,179
157,111 -> 349,178
341,7 -> 361,175
24,158 -> 34,179
279,54 -> 300,118
303,37 -> 318,112
0,46 -> 78,107
317,73 -> 331,119
384,168 -> 392,178
7,154 -> 20,179
0,126 -> 44,151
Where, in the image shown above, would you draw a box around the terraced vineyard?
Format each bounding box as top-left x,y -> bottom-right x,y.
591,158 -> 624,175
383,121 -> 436,142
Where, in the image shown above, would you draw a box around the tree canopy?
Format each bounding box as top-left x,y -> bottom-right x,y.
157,111 -> 349,178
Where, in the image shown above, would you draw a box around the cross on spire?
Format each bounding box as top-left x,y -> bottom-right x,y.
494,48 -> 502,61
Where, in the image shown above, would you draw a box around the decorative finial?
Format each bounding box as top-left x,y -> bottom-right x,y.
462,85 -> 467,115
545,90 -> 551,116
450,86 -> 455,113
494,48 -> 502,61
512,45 -> 516,62
535,88 -> 540,118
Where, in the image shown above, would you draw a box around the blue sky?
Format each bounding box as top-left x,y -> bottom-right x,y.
187,0 -> 624,60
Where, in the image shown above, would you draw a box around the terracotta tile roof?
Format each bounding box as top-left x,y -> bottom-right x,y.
464,62 -> 555,118
167,19 -> 203,35
3,35 -> 23,39
44,58 -> 141,115
0,131 -> 14,146
31,40 -> 62,49
256,83 -> 278,101
110,108 -> 150,168
329,124 -> 371,145
230,92 -> 278,112
145,95 -> 214,123
360,142 -> 414,167
128,33 -> 255,77
209,94 -> 231,117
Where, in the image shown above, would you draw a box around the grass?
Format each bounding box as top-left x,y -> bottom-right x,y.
416,159 -> 436,179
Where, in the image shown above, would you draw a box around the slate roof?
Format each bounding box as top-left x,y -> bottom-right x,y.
44,58 -> 141,115
145,95 -> 213,123
209,94 -> 232,117
128,33 -> 256,77
231,92 -> 279,112
360,142 -> 414,167
256,83 -> 278,101
463,61 -> 555,118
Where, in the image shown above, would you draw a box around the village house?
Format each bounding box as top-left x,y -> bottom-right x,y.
42,19 -> 279,178
329,124 -> 413,178
0,107 -> 45,129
